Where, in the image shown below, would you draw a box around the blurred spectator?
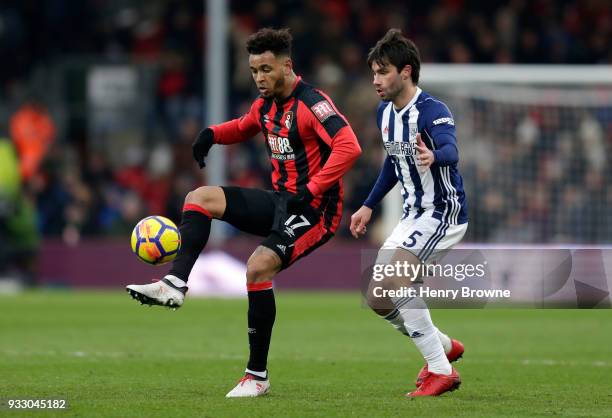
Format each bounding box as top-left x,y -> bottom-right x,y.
0,133 -> 39,288
9,102 -> 56,181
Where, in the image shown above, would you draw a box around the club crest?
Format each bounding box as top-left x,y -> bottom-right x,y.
284,111 -> 294,129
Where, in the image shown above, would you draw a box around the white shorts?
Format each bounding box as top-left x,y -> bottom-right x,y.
380,212 -> 468,263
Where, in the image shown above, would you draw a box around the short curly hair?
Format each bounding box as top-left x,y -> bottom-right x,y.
367,29 -> 421,84
246,27 -> 292,57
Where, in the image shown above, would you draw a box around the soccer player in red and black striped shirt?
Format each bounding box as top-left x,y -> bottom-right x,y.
126,28 -> 361,397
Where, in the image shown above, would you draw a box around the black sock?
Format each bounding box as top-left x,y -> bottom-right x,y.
167,208 -> 211,282
247,287 -> 276,373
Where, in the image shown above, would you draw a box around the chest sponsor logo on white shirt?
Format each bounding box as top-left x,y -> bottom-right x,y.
384,141 -> 417,163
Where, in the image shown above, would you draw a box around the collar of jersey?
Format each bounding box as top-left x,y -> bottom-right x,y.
274,75 -> 303,104
393,87 -> 422,117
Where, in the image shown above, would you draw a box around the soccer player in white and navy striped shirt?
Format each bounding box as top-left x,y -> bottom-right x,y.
350,29 -> 468,397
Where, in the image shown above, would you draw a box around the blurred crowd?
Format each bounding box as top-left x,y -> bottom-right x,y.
454,95 -> 612,243
0,0 -> 611,254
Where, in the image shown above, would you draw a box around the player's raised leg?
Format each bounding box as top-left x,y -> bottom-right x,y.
226,246 -> 280,398
126,186 -> 226,308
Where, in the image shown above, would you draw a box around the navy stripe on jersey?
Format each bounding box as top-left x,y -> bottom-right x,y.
386,106 -> 410,216
401,111 -> 424,215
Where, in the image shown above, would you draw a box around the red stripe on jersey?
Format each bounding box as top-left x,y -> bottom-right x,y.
260,100 -> 280,190
270,158 -> 281,191
262,100 -> 278,134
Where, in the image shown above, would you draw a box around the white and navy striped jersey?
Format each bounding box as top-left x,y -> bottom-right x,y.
370,87 -> 467,224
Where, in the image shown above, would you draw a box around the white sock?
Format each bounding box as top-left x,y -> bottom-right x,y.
384,312 -> 453,354
245,368 -> 267,379
436,328 -> 452,354
164,275 -> 187,288
395,297 -> 452,375
383,309 -> 409,336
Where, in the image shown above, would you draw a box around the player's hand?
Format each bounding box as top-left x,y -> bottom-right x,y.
350,205 -> 373,239
286,187 -> 314,214
272,188 -> 316,233
192,128 -> 215,168
415,133 -> 434,168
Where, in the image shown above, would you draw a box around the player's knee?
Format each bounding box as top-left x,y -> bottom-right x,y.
365,280 -> 395,316
246,253 -> 280,283
185,186 -> 215,206
185,186 -> 225,218
365,292 -> 393,316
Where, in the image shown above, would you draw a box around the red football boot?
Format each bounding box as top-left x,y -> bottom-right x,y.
407,368 -> 461,397
415,339 -> 464,388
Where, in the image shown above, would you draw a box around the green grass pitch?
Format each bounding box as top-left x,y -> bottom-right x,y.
1,291 -> 611,417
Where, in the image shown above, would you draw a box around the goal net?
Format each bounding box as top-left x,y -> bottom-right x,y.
383,64 -> 612,245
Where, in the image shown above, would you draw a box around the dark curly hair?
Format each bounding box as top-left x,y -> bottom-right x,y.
367,29 -> 421,84
246,27 -> 292,57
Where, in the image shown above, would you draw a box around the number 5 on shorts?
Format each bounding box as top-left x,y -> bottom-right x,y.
402,230 -> 423,248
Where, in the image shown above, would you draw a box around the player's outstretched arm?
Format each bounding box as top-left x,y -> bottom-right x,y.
350,155 -> 397,239
193,100 -> 263,168
364,155 -> 397,206
420,103 -> 459,167
305,124 -> 362,197
350,206 -> 372,239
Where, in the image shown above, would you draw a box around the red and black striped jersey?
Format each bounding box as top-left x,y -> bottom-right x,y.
210,76 -> 361,233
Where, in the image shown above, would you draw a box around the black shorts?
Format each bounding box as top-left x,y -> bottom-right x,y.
220,186 -> 334,269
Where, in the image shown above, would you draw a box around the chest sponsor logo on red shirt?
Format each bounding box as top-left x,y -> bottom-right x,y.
312,100 -> 336,123
267,134 -> 295,160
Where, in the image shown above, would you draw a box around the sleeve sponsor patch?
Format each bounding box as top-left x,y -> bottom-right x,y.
432,117 -> 454,126
311,100 -> 337,123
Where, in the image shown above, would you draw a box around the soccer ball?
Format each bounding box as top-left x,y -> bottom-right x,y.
131,216 -> 181,265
